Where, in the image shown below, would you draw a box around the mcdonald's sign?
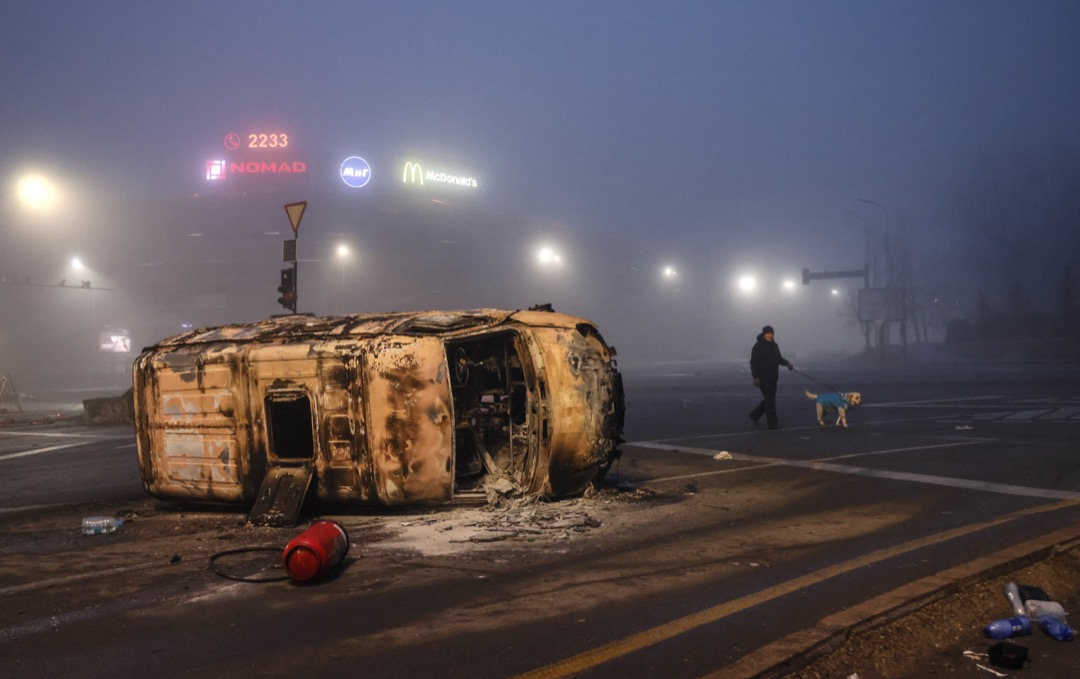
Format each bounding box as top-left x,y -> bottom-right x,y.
401,161 -> 478,190
403,161 -> 424,186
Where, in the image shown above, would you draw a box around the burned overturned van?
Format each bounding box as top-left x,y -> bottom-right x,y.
133,307 -> 624,517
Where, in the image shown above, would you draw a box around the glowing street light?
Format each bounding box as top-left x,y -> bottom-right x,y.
536,245 -> 563,268
782,279 -> 796,292
662,265 -> 678,280
737,275 -> 757,294
16,174 -> 60,213
335,243 -> 351,313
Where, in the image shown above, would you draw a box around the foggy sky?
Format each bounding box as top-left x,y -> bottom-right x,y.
2,1 -> 1079,376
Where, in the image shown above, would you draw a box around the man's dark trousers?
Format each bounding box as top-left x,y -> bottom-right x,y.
750,380 -> 778,428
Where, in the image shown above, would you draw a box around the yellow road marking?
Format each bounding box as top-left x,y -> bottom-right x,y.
514,498 -> 1080,679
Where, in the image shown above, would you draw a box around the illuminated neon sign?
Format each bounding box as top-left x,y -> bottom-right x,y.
229,161 -> 306,174
340,156 -> 372,188
402,161 -> 478,189
245,132 -> 289,149
204,129 -> 306,182
206,160 -> 226,181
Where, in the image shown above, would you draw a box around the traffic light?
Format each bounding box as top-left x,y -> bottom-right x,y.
277,267 -> 297,312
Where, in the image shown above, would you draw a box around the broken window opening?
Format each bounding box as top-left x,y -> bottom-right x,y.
448,333 -> 533,492
265,391 -> 315,461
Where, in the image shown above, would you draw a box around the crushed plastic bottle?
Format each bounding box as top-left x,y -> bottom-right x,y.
984,615 -> 1032,639
1037,615 -> 1075,642
81,516 -> 123,535
1003,581 -> 1026,617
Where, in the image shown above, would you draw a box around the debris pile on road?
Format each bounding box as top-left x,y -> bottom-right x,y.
453,498 -> 602,543
374,484 -> 657,555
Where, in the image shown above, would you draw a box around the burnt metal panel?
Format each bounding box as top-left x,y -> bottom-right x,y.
248,464 -> 315,527
136,344 -> 250,501
363,336 -> 454,505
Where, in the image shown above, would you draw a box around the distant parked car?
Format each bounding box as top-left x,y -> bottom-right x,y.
133,307 -> 624,515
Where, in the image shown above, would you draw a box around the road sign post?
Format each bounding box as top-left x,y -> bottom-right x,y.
278,202 -> 307,313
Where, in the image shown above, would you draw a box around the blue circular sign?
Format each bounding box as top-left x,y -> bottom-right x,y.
340,156 -> 372,188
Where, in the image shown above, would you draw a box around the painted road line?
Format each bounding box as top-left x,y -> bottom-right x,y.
1044,407 -> 1080,420
637,415 -> 960,443
0,440 -> 96,462
634,442 -> 1080,501
513,498 -> 1080,679
639,439 -> 990,486
860,395 -> 1004,407
1003,409 -> 1053,420
0,430 -> 103,439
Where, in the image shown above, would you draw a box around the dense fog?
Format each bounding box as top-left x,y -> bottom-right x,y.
1,1 -> 1079,390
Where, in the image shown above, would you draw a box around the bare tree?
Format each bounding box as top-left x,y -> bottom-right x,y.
951,146 -> 1080,312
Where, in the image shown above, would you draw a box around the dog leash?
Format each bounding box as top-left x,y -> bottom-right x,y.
791,368 -> 844,394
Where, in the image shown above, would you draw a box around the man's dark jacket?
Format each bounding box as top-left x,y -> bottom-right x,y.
750,332 -> 791,382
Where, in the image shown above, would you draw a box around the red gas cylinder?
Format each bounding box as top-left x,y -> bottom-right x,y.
282,520 -> 350,583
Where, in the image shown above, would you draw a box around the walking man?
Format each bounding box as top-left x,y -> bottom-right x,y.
749,325 -> 794,429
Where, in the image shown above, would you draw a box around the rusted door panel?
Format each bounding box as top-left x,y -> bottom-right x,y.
312,351 -> 368,502
364,337 -> 454,505
138,348 -> 249,501
248,343 -> 370,503
248,463 -> 315,527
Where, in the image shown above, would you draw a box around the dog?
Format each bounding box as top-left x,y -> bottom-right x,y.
805,390 -> 862,428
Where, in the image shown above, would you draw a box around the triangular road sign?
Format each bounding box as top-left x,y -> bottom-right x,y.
284,201 -> 307,236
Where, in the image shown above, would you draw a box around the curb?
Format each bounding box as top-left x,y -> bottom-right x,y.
711,524 -> 1080,679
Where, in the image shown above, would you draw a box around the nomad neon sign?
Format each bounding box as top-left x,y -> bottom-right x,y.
340,156 -> 372,188
205,160 -> 307,180
229,161 -> 306,174
402,161 -> 478,189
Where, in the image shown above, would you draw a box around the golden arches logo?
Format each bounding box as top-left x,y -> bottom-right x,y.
402,162 -> 424,185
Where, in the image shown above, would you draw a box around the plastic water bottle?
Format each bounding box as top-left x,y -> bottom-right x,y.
1003,581 -> 1026,617
984,615 -> 1032,639
81,516 -> 123,535
1037,615 -> 1075,642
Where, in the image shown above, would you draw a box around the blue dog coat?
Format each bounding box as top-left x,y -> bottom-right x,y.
816,392 -> 849,412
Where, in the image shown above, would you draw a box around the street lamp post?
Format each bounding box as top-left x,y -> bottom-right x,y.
335,244 -> 349,314
858,198 -> 891,287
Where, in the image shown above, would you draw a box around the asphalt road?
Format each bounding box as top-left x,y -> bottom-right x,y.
2,359 -> 1080,678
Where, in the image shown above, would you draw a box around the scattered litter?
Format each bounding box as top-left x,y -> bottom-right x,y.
988,641 -> 1028,670
713,451 -> 733,461
963,649 -> 1009,677
1017,584 -> 1051,601
81,516 -> 123,535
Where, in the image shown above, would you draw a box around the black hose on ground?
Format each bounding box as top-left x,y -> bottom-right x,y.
208,546 -> 289,583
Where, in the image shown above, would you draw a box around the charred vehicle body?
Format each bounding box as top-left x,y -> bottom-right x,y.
134,308 -> 624,513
